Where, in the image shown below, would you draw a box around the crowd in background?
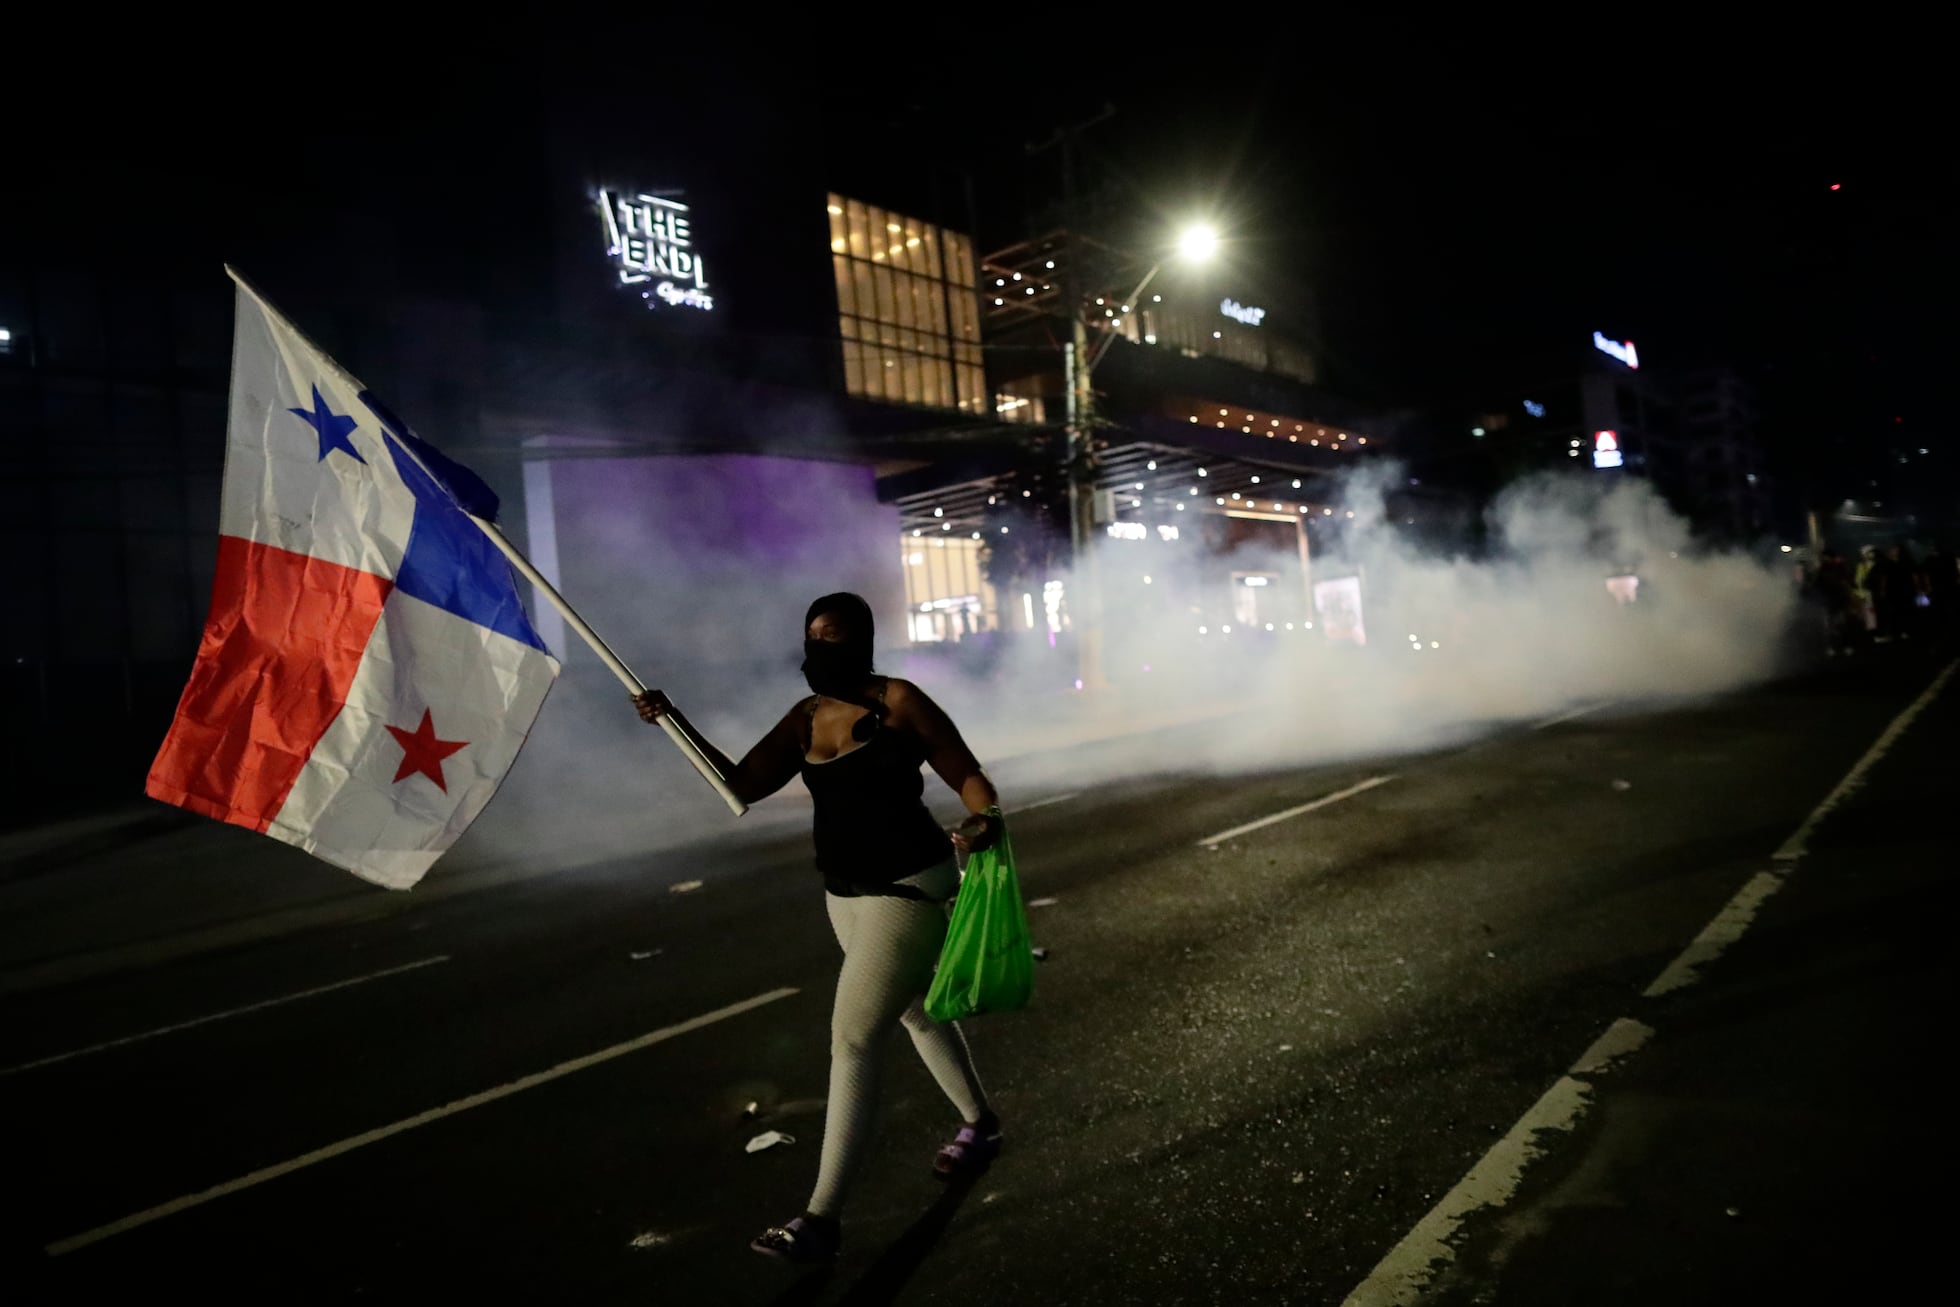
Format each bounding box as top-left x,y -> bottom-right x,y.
1803,543 -> 1960,655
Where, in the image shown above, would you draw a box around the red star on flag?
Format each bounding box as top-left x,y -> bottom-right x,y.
385,709 -> 469,793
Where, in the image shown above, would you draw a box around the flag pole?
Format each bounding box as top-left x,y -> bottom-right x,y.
467,517 -> 748,816
219,265 -> 746,818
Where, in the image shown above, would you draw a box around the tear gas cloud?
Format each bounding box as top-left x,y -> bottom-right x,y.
465,457 -> 1800,879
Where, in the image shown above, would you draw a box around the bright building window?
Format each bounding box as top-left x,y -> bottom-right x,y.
830,194 -> 985,414
993,389 -> 1046,425
900,536 -> 998,642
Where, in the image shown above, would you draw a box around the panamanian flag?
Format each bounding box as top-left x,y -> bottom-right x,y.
146,271 -> 559,889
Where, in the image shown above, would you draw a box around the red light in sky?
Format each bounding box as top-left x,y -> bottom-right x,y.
1830,183 -> 1841,191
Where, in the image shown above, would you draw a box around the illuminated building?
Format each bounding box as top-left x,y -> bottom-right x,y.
0,91 -> 1027,816
875,229 -> 1406,667
0,86 -> 1409,811
827,195 -> 986,415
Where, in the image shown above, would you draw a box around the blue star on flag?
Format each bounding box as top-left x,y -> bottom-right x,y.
290,386 -> 366,464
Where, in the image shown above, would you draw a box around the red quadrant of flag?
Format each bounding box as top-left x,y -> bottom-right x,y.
147,536 -> 393,831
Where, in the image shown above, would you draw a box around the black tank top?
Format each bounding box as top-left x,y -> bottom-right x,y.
799,694 -> 952,892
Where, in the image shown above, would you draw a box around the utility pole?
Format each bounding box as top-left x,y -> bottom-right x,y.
1031,106 -> 1115,693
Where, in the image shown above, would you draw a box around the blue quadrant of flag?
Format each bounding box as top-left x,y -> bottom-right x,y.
381,433 -> 550,653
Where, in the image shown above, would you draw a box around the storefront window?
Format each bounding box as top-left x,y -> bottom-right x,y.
900,536 -> 999,643
831,192 -> 983,413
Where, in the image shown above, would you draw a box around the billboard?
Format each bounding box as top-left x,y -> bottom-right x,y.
1313,576 -> 1366,646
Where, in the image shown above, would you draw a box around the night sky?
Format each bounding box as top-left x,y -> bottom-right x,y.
16,26 -> 1947,523
965,38 -> 1948,513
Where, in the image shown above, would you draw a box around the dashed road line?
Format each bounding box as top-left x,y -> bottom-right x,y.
1015,792 -> 1081,813
44,986 -> 800,1257
1195,776 -> 1395,848
0,956 -> 452,1079
1532,702 -> 1606,730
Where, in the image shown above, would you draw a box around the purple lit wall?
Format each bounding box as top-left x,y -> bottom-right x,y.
524,452 -> 902,697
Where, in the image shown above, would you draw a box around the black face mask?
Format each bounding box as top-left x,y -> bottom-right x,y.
802,638 -> 872,701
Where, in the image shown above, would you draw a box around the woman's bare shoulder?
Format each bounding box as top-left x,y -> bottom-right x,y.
882,677 -> 956,726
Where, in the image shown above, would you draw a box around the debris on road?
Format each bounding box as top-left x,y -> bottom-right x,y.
1027,896 -> 1059,908
1031,947 -> 1051,961
628,1231 -> 670,1249
669,880 -> 704,894
742,1101 -> 761,1119
1278,1044 -> 1294,1052
628,949 -> 662,961
745,1130 -> 795,1153
1611,779 -> 1632,791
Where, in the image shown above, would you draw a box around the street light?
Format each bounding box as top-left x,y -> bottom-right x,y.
1064,221 -> 1219,692
1177,223 -> 1219,264
1086,224 -> 1218,373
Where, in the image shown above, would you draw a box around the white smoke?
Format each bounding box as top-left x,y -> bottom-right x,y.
898,463 -> 1801,799
456,456 -> 1802,883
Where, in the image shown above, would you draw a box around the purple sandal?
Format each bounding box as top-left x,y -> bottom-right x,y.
933,1118 -> 1003,1180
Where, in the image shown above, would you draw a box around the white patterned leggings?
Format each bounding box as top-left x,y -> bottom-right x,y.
806,858 -> 991,1219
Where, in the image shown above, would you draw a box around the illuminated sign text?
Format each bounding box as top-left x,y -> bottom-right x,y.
1220,298 -> 1266,326
599,191 -> 714,311
1592,331 -> 1638,369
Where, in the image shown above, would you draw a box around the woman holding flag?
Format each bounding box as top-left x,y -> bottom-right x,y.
634,592 -> 1003,1264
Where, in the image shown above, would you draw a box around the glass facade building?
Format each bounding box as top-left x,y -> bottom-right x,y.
828,194 -> 985,414
900,534 -> 1000,642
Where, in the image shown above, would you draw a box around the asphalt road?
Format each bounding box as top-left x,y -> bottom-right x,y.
2,647 -> 1952,1305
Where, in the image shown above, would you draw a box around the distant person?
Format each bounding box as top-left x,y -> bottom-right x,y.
634,592 -> 1003,1264
1794,559 -> 1825,647
1816,550 -> 1860,655
1853,546 -> 1881,638
1876,544 -> 1916,640
1926,545 -> 1960,639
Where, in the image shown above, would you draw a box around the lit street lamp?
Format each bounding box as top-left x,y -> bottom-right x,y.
1065,223 -> 1218,692
1177,222 -> 1219,264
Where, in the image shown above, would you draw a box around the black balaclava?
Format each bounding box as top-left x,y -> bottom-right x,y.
802,593 -> 879,735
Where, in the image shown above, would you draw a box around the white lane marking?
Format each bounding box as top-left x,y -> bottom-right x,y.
1343,1018 -> 1654,1307
0,956 -> 452,1080
1532,703 -> 1604,730
1647,658 -> 1958,994
1196,776 -> 1394,847
1642,870 -> 1786,998
45,986 -> 800,1257
1015,792 -> 1081,813
1348,659 -> 1959,1304
1773,658 -> 1957,861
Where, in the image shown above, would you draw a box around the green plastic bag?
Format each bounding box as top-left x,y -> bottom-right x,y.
925,812 -> 1034,1022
